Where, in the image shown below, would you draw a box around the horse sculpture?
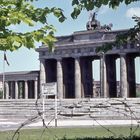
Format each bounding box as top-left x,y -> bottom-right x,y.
86,11 -> 113,31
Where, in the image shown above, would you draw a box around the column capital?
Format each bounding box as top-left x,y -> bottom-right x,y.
56,57 -> 62,61
34,78 -> 38,81
5,81 -> 9,83
119,52 -> 126,56
73,56 -> 80,61
40,58 -> 45,63
97,51 -> 105,57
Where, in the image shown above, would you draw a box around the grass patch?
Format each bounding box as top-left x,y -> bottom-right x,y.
136,92 -> 140,97
0,126 -> 140,140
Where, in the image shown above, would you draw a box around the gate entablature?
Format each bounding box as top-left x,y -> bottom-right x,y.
36,29 -> 139,59
0,71 -> 39,81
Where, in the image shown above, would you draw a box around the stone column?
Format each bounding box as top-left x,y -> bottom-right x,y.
25,81 -> 28,99
57,58 -> 63,99
100,53 -> 107,98
40,59 -> 46,94
75,57 -> 81,98
15,81 -> 18,99
120,53 -> 128,98
34,80 -> 38,99
5,82 -> 9,99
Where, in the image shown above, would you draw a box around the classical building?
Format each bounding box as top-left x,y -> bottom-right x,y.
0,15 -> 140,99
37,29 -> 140,99
0,71 -> 39,99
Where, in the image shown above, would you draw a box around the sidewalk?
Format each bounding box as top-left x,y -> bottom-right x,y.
0,119 -> 140,131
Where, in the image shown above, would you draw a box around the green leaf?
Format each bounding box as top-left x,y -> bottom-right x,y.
71,7 -> 81,19
72,0 -> 79,6
0,0 -> 65,51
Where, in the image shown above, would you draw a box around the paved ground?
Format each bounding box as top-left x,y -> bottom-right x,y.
0,118 -> 140,131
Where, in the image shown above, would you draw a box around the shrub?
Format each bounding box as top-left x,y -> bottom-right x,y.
60,136 -> 140,140
0,91 -> 3,99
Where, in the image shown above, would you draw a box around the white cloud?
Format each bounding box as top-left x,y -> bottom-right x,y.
126,7 -> 140,18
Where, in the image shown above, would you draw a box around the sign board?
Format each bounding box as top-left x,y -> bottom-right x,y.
42,82 -> 58,127
42,82 -> 57,95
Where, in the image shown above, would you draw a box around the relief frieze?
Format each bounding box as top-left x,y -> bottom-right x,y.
40,46 -> 97,59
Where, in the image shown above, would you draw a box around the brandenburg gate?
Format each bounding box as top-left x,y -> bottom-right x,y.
0,16 -> 140,99
36,28 -> 140,99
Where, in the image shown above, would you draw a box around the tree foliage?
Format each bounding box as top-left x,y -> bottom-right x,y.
71,0 -> 140,19
0,0 -> 66,51
96,16 -> 140,52
0,0 -> 140,51
71,0 -> 140,52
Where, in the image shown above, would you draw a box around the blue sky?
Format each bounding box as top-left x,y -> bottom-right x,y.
0,0 -> 140,82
